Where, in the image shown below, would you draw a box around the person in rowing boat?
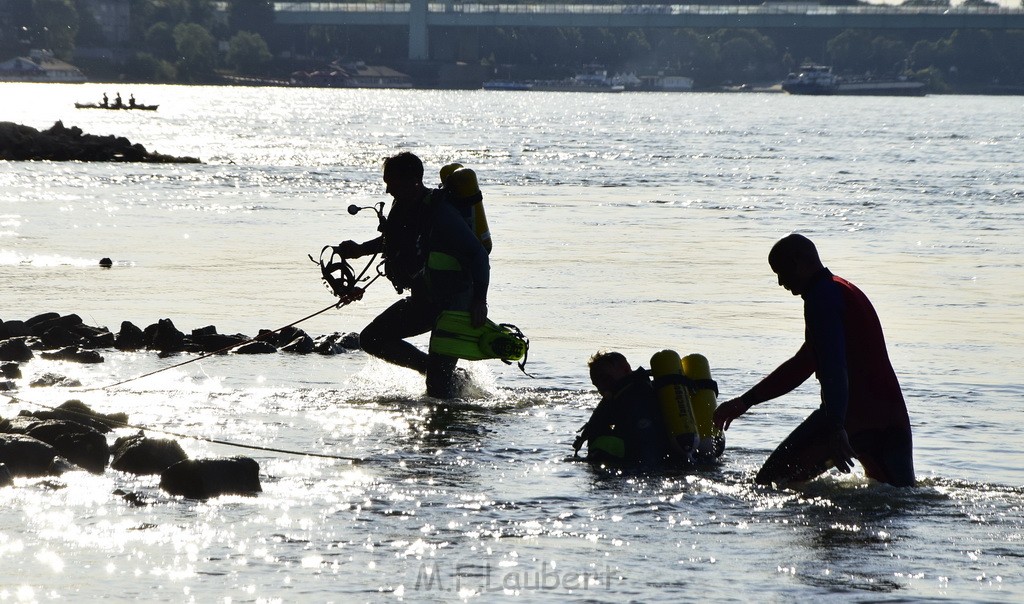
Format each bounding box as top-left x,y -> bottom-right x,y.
336,152 -> 490,398
102,93 -> 109,108
713,234 -> 915,487
573,351 -> 671,467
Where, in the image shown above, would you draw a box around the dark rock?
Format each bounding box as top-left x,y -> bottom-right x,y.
111,433 -> 188,475
25,312 -> 62,331
281,334 -> 314,354
115,321 -> 145,351
29,373 -> 83,388
39,346 -> 104,364
29,313 -> 83,337
0,381 -> 15,391
20,400 -> 127,432
113,488 -> 150,506
0,338 -> 33,362
0,362 -> 20,379
235,340 -> 276,354
0,320 -> 32,340
0,462 -> 12,487
0,121 -> 201,163
191,325 -> 218,337
160,456 -> 262,499
272,326 -> 307,347
40,326 -> 82,349
0,433 -> 60,477
99,257 -> 112,268
79,329 -> 115,349
340,332 -> 361,349
26,419 -> 109,473
313,333 -> 346,355
1,415 -> 44,434
313,332 -> 360,354
190,332 -> 248,353
145,318 -> 185,353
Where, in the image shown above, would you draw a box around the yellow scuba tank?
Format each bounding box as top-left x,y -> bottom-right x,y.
429,310 -> 528,367
681,353 -> 725,459
441,165 -> 492,254
650,349 -> 699,462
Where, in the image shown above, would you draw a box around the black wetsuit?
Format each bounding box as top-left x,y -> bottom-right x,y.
580,369 -> 670,467
750,269 -> 914,487
359,189 -> 489,398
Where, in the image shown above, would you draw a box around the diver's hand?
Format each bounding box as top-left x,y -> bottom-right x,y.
334,240 -> 363,259
470,298 -> 488,328
713,396 -> 752,432
829,428 -> 857,474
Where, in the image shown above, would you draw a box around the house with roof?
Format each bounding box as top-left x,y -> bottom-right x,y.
0,49 -> 87,82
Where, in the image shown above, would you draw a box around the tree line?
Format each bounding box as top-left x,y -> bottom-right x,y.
1,0 -> 1022,91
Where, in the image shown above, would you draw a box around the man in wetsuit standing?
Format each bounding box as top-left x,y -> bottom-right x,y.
337,152 -> 489,398
713,234 -> 915,487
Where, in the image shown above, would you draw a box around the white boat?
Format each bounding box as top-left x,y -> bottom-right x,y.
781,65 -> 839,95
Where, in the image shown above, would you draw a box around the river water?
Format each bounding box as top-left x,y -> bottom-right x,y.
1,83 -> 1023,602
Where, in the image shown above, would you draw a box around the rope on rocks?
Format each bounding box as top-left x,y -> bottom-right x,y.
0,390 -> 364,463
87,299 -> 353,392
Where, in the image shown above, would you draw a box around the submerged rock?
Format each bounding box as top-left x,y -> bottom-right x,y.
0,433 -> 61,477
111,433 -> 188,475
26,419 -> 109,473
0,338 -> 33,363
160,456 -> 262,499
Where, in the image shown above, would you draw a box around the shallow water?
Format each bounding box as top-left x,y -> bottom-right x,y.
1,83 -> 1023,601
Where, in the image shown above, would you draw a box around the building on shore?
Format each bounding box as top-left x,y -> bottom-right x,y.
0,50 -> 87,83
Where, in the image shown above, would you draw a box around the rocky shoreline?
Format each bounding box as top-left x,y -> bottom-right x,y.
0,121 -> 201,162
0,311 -> 360,499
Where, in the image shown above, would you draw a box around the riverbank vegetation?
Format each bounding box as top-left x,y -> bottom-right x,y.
1,0 -> 1021,92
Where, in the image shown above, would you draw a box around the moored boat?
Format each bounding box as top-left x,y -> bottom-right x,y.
782,65 -> 926,96
781,65 -> 839,95
482,80 -> 533,91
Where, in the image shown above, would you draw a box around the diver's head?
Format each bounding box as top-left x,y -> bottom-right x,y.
588,351 -> 632,397
769,233 -> 824,296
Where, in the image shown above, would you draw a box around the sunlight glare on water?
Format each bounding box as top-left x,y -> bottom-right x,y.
0,83 -> 1023,601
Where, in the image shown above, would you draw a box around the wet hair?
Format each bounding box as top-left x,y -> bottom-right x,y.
769,233 -> 821,267
383,151 -> 424,183
588,350 -> 628,379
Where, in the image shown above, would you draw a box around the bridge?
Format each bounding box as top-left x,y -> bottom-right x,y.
275,1 -> 1024,60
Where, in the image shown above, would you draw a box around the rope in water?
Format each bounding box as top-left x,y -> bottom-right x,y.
0,390 -> 364,463
6,293 -> 377,464
86,299 -> 348,392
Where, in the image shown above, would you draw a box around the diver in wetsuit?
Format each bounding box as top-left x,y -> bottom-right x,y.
713,234 -> 915,487
574,351 -> 671,467
336,152 -> 490,399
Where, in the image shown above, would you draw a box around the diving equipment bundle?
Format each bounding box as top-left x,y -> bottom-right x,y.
439,163 -> 492,254
649,349 -> 724,463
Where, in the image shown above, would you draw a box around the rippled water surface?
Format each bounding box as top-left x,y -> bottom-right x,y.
1,83 -> 1023,602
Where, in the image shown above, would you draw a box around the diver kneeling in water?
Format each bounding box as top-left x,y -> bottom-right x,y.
573,351 -> 672,467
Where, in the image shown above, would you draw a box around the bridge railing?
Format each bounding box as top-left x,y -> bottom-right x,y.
275,2 -> 1024,16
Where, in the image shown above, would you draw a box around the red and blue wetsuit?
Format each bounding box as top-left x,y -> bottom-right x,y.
747,268 -> 915,486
